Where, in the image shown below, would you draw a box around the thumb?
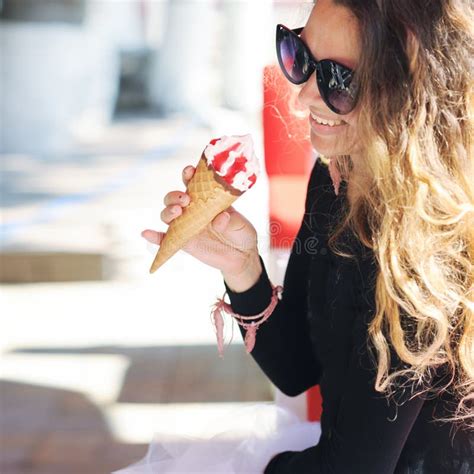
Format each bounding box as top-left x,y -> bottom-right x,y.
211,211 -> 231,233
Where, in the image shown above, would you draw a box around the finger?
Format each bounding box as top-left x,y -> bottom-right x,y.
141,229 -> 165,245
227,217 -> 246,233
211,211 -> 230,234
217,207 -> 243,233
182,165 -> 195,186
163,191 -> 190,207
160,205 -> 182,224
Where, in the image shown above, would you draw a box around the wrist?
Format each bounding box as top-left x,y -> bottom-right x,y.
221,251 -> 262,293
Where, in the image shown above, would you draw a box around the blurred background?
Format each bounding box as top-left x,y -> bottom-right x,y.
0,1 -> 316,472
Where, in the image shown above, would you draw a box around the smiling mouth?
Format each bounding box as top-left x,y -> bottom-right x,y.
310,112 -> 346,127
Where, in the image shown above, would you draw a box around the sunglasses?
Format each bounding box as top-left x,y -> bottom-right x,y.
276,24 -> 358,115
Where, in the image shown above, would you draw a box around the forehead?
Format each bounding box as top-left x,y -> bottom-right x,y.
300,0 -> 361,70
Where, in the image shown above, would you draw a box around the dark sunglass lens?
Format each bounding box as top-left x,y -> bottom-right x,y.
318,60 -> 356,114
277,28 -> 309,83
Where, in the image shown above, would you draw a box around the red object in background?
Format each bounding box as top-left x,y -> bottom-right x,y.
262,64 -> 323,421
263,65 -> 314,248
307,386 -> 323,421
263,66 -> 311,176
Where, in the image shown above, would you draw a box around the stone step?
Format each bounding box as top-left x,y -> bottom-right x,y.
0,251 -> 105,283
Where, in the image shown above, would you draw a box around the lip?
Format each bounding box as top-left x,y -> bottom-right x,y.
309,114 -> 347,135
309,110 -> 341,122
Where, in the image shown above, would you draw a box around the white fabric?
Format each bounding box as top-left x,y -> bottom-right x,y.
113,402 -> 321,474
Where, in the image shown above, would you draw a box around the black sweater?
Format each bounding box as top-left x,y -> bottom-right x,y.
224,157 -> 473,474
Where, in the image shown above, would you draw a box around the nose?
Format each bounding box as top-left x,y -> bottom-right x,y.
297,71 -> 325,110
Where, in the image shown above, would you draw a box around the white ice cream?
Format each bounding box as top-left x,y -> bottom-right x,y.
203,134 -> 259,192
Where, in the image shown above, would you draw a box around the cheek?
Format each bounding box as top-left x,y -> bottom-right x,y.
343,107 -> 360,128
343,119 -> 359,142
339,110 -> 362,147
342,121 -> 362,153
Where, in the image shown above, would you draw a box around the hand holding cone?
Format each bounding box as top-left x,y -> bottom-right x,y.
149,135 -> 259,273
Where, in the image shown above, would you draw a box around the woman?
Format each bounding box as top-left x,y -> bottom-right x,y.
138,0 -> 473,472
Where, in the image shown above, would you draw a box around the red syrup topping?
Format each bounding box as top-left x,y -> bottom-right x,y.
221,154 -> 247,186
248,173 -> 257,188
212,142 -> 241,173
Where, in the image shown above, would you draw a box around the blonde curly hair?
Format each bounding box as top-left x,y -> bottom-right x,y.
323,0 -> 474,429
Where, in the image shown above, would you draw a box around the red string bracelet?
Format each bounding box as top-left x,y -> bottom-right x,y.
210,284 -> 283,358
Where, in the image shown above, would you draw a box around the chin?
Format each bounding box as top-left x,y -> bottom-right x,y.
310,133 -> 349,157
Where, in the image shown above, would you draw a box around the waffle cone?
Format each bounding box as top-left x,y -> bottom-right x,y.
149,155 -> 242,273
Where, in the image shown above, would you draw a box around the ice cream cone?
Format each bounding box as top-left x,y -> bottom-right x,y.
149,154 -> 242,273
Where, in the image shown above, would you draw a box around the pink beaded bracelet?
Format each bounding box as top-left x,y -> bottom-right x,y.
210,284 -> 283,358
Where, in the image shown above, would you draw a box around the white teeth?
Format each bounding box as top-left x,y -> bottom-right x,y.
310,113 -> 343,127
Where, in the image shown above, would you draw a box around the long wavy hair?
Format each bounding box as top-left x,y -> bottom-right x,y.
320,0 -> 473,429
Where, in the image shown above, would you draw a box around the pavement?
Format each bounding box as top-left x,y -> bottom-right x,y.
0,111 -> 307,473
